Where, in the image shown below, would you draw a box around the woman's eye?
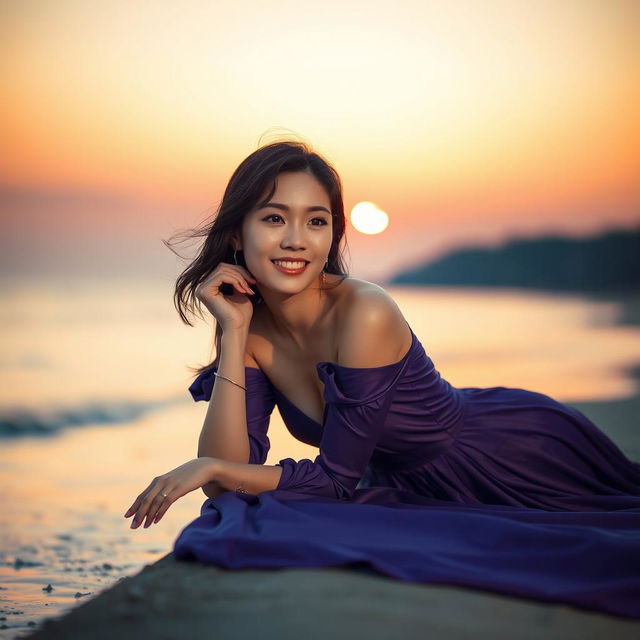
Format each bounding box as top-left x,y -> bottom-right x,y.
262,214 -> 328,227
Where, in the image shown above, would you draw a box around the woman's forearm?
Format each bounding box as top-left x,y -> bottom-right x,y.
197,328 -> 251,463
212,459 -> 283,494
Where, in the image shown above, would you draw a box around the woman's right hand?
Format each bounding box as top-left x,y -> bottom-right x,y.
195,262 -> 257,332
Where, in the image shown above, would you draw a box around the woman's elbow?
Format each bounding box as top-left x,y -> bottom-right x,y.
201,482 -> 226,499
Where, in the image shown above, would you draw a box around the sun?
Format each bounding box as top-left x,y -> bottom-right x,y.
349,202 -> 389,235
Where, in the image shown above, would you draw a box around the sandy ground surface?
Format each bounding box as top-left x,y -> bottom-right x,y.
24,551 -> 640,640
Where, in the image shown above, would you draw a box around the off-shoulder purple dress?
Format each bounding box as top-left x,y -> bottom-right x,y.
173,326 -> 640,618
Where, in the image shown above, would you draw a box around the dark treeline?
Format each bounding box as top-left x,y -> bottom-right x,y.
390,227 -> 640,293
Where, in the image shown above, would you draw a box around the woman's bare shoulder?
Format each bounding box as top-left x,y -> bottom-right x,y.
334,276 -> 400,314
334,278 -> 412,367
330,275 -> 387,303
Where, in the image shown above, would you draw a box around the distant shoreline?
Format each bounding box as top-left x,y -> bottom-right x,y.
389,228 -> 640,294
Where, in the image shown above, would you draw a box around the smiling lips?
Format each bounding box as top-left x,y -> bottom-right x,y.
271,259 -> 309,275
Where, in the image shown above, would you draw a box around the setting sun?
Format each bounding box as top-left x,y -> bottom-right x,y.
350,201 -> 390,235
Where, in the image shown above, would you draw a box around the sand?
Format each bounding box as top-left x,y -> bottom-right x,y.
25,550 -> 640,640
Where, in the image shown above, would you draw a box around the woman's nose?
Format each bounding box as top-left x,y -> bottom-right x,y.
281,222 -> 306,249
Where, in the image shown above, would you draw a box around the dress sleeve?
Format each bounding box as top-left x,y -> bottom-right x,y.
274,356 -> 410,500
188,366 -> 276,465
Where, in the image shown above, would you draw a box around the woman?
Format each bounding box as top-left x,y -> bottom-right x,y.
125,140 -> 640,618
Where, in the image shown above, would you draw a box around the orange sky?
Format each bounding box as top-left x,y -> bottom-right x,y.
1,0 -> 638,281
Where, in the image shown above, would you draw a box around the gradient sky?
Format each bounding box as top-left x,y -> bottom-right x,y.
1,0 -> 638,281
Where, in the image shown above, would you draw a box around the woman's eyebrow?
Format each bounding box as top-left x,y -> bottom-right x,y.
258,201 -> 331,215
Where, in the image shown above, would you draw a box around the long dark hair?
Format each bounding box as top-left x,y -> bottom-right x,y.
163,139 -> 351,376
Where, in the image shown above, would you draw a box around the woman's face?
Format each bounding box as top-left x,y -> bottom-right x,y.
237,171 -> 334,297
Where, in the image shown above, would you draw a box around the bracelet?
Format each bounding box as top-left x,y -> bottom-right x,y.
213,371 -> 247,391
235,485 -> 249,494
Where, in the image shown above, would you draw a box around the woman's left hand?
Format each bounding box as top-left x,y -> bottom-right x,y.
124,457 -> 219,529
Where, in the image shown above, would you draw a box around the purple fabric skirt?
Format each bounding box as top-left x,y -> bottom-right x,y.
173,486 -> 640,619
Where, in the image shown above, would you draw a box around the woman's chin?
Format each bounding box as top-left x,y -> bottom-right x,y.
258,277 -> 319,297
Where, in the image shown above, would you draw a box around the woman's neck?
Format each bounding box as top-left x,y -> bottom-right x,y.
259,275 -> 344,350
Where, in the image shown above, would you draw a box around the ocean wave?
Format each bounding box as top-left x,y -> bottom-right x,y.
0,398 -> 176,438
